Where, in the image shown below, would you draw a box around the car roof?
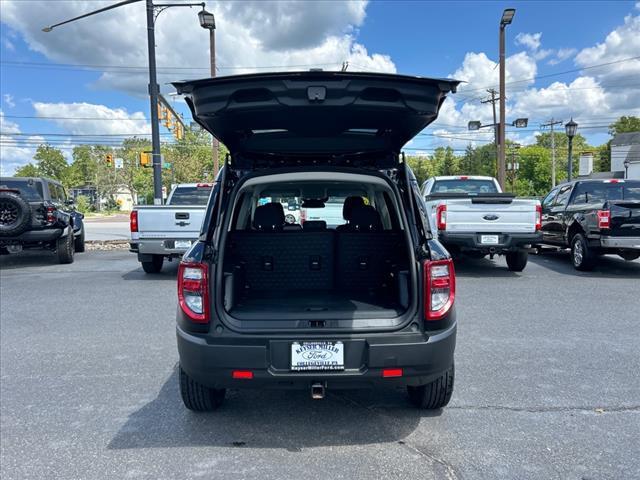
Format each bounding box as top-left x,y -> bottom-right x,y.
432,176 -> 496,181
0,176 -> 59,185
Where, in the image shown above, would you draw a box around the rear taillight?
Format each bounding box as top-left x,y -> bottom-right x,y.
300,209 -> 307,225
130,210 -> 138,232
424,258 -> 455,321
436,203 -> 447,230
178,262 -> 210,323
597,210 -> 610,229
535,204 -> 542,231
46,205 -> 56,224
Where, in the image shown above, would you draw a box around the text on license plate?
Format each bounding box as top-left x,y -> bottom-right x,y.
175,240 -> 192,249
481,235 -> 499,244
291,342 -> 344,371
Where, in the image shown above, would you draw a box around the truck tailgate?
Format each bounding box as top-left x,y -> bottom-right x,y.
443,199 -> 538,233
136,206 -> 206,238
607,201 -> 640,237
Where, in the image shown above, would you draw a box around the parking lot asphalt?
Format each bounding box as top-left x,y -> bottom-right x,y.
1,250 -> 639,479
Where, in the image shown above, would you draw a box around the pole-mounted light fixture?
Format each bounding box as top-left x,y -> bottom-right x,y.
501,8 -> 516,26
565,118 -> 578,138
198,8 -> 215,29
565,118 -> 578,181
468,121 -> 482,131
512,118 -> 528,128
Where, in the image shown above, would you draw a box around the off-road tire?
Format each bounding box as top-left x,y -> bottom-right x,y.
74,227 -> 85,253
179,366 -> 225,412
0,191 -> 31,237
141,255 -> 163,273
56,231 -> 75,264
571,233 -> 596,271
506,250 -> 528,271
407,364 -> 454,409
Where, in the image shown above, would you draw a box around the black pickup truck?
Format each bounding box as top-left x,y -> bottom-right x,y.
538,179 -> 640,270
0,177 -> 85,263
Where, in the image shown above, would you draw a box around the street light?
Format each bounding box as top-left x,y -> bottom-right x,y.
498,7 -> 516,191
565,118 -> 578,182
512,118 -> 528,128
198,7 -> 219,177
624,159 -> 630,179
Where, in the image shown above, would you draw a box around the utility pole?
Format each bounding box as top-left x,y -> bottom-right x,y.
42,0 -> 206,206
498,8 -> 515,191
481,89 -> 501,175
541,118 -> 562,187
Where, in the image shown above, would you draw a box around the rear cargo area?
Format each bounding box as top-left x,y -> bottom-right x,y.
222,228 -> 410,319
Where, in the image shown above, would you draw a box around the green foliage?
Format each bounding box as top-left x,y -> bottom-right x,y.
74,195 -> 91,214
34,145 -> 69,183
608,116 -> 640,136
14,163 -> 40,177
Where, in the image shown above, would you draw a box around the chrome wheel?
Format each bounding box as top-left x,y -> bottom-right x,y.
573,239 -> 583,266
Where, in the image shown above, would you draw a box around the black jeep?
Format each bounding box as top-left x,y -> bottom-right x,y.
0,177 -> 85,263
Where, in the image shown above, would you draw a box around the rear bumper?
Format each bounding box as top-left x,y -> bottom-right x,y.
439,231 -> 542,252
600,236 -> 640,249
0,228 -> 64,244
177,324 -> 457,390
130,238 -> 196,256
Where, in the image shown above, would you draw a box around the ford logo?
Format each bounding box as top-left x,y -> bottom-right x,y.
483,214 -> 500,221
301,350 -> 334,360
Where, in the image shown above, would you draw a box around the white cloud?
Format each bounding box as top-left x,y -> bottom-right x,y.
1,0 -> 392,97
0,111 -> 44,175
515,32 -> 542,51
3,94 -> 15,108
31,102 -> 150,136
548,48 -> 577,66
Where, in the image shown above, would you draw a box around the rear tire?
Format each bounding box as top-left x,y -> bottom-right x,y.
141,255 -> 163,273
571,233 -> 596,271
74,227 -> 85,253
179,366 -> 225,412
56,232 -> 74,264
407,364 -> 454,409
505,250 -> 528,271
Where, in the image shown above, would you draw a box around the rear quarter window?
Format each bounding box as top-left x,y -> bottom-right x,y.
0,180 -> 44,201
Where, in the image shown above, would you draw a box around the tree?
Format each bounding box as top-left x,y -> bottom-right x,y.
67,145 -> 98,187
608,116 -> 640,136
14,163 -> 40,177
33,145 -> 68,183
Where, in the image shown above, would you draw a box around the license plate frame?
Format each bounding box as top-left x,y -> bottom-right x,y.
480,235 -> 500,245
291,341 -> 345,372
174,240 -> 192,249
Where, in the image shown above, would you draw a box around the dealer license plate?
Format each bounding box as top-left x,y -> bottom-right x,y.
480,235 -> 499,245
175,240 -> 192,249
291,341 -> 344,371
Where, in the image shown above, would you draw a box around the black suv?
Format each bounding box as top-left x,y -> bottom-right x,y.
173,71 -> 458,411
539,179 -> 640,270
0,177 -> 85,263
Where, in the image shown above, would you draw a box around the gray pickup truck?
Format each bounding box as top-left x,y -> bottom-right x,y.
129,183 -> 212,273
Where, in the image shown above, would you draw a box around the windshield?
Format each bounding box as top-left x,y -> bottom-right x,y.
431,179 -> 499,194
0,179 -> 44,201
168,186 -> 212,205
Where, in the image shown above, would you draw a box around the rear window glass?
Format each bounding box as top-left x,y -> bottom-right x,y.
0,180 -> 44,201
571,181 -> 640,205
168,186 -> 212,205
257,196 -> 348,228
431,179 -> 498,194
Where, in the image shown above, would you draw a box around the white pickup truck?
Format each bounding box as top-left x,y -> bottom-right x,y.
421,175 -> 542,271
129,183 -> 213,273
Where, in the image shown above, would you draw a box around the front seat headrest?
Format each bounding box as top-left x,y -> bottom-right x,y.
342,196 -> 365,221
350,205 -> 383,231
253,203 -> 285,230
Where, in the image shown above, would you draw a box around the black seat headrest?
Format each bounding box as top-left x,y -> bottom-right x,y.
342,196 -> 365,221
283,224 -> 303,231
303,220 -> 327,231
253,203 -> 285,230
350,205 -> 383,231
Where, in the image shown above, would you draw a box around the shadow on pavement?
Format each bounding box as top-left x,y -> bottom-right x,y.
530,250 -> 640,278
121,262 -> 179,281
452,256 -> 520,279
0,250 -> 59,270
108,367 -> 429,450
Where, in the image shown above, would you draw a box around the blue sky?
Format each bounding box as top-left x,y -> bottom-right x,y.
1,0 -> 639,174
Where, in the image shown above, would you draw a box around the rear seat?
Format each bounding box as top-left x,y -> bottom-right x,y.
228,203 -> 335,291
335,206 -> 403,291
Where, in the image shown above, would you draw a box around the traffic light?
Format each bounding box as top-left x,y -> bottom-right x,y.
175,124 -> 184,140
105,153 -> 114,166
139,152 -> 152,167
